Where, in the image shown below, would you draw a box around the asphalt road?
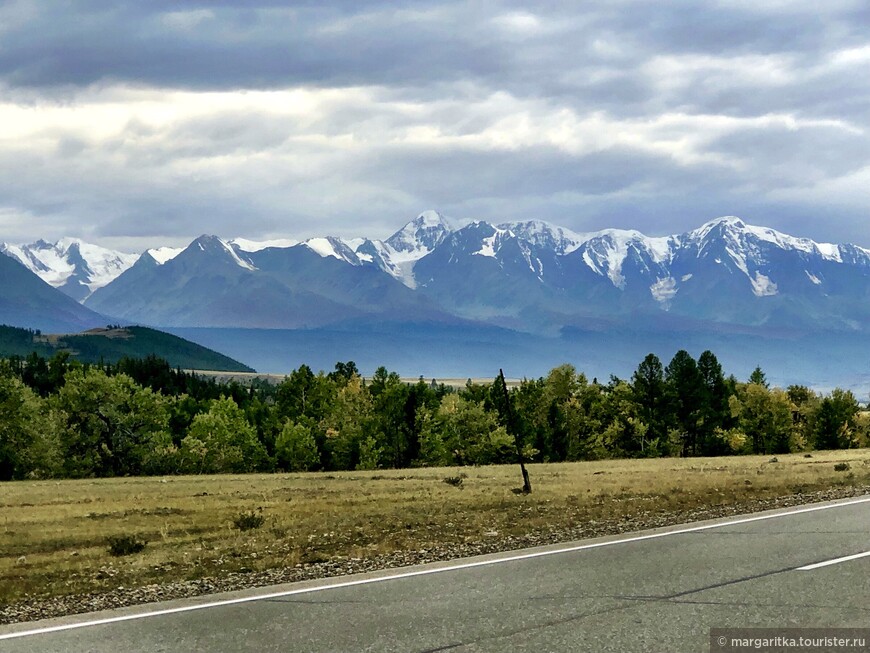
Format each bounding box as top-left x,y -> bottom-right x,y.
2,496 -> 869,652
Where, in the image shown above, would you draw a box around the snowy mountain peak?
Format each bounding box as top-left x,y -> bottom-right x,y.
704,215 -> 745,228
1,237 -> 138,300
497,220 -> 588,255
417,210 -> 454,229
385,210 -> 454,258
362,210 -> 456,288
303,236 -> 360,265
577,229 -> 677,288
712,216 -> 745,227
686,215 -> 847,264
55,236 -> 84,249
187,235 -> 256,270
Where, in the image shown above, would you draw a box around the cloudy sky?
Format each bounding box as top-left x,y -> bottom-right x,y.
1,0 -> 868,251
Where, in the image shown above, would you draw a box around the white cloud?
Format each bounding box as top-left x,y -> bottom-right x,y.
768,165 -> 870,207
829,44 -> 870,66
643,53 -> 799,90
0,75 -> 867,244
492,12 -> 543,35
715,0 -> 861,13
160,10 -> 215,31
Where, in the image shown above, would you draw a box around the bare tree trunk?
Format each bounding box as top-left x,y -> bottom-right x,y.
498,368 -> 531,494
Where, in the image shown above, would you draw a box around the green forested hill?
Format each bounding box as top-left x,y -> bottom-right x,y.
0,324 -> 254,372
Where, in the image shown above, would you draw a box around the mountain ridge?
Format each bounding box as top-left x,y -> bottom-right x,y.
5,213 -> 870,335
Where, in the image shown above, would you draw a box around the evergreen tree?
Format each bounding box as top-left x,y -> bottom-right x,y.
665,350 -> 703,455
369,367 -> 413,467
631,354 -> 667,453
511,377 -> 547,460
697,350 -> 731,454
329,361 -> 360,385
749,366 -> 769,388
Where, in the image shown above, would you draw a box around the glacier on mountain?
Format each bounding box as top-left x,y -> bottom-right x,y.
1,238 -> 138,300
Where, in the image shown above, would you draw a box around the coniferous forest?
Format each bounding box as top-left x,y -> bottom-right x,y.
0,350 -> 866,481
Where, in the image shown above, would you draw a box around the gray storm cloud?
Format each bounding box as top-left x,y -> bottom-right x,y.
0,0 -> 867,250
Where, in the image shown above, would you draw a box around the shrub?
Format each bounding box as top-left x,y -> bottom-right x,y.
834,462 -> 850,472
443,476 -> 463,488
233,510 -> 265,531
107,534 -> 146,556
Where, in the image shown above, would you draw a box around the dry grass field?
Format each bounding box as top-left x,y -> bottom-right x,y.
2,450 -> 869,607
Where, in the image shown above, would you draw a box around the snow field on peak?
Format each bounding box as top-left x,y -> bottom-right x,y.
303,237 -> 358,264
230,237 -> 298,253
147,247 -> 184,265
3,239 -> 138,292
76,245 -> 139,291
2,243 -> 74,286
473,227 -> 510,258
496,220 -> 589,255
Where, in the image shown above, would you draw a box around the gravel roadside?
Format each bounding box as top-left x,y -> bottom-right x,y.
2,484 -> 868,626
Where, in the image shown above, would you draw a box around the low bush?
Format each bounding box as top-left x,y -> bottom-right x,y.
233,510 -> 265,531
107,534 -> 146,556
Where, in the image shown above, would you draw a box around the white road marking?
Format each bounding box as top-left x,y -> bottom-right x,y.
797,549 -> 870,571
2,495 -> 869,642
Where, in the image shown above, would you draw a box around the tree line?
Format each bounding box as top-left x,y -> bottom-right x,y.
0,350 -> 866,481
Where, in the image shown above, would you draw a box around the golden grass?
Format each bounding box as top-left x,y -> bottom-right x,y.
1,449 -> 868,606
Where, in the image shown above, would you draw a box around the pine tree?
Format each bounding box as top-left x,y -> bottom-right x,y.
665,350 -> 703,456
631,353 -> 667,453
749,366 -> 769,388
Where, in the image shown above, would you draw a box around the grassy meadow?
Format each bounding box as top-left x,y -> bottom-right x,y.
2,450 -> 869,607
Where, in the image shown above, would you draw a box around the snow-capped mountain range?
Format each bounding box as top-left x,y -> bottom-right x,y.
4,212 -> 870,333
0,238 -> 139,301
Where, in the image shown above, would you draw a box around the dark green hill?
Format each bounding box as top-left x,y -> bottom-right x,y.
0,324 -> 254,372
